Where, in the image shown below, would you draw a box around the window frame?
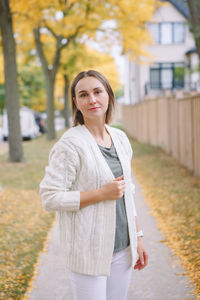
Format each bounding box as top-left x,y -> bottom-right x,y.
148,22 -> 185,45
150,62 -> 185,90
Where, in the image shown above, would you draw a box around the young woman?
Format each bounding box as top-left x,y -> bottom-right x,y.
39,70 -> 148,300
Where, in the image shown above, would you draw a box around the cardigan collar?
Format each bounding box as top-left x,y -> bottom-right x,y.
75,124 -> 127,182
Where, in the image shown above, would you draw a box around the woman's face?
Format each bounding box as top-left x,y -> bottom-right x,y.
74,76 -> 109,123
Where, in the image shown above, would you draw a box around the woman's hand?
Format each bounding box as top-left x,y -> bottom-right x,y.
99,175 -> 125,201
80,175 -> 125,208
134,238 -> 148,271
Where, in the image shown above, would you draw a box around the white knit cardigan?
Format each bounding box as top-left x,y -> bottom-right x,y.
39,124 -> 139,276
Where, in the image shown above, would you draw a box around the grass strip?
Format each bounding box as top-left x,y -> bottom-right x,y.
0,131 -> 64,299
0,189 -> 54,299
0,130 -> 64,190
128,134 -> 200,298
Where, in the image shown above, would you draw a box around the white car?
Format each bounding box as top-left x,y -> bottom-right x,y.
3,107 -> 39,141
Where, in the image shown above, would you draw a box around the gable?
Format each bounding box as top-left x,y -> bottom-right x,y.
152,1 -> 188,23
161,0 -> 189,19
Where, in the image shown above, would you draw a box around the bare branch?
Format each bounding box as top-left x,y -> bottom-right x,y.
33,27 -> 49,75
45,24 -> 58,40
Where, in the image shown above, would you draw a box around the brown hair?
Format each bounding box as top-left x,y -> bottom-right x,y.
71,70 -> 115,126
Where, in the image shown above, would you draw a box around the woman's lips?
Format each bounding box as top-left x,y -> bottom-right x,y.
88,107 -> 100,111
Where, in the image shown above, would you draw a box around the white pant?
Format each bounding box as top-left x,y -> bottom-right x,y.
68,246 -> 133,300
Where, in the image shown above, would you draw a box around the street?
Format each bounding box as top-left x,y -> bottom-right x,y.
0,116 -> 66,155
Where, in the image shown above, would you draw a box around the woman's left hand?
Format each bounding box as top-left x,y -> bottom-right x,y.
134,237 -> 148,271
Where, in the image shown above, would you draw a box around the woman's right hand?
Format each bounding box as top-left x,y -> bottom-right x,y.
99,175 -> 125,201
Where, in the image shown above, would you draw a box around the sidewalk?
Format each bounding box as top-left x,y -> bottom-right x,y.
25,174 -> 196,300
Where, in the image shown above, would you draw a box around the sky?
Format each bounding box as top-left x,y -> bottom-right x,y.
86,20 -> 126,86
87,40 -> 126,85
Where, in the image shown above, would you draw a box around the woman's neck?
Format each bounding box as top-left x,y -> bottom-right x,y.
84,120 -> 106,140
84,120 -> 111,148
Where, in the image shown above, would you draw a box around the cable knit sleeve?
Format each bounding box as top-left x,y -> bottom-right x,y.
39,141 -> 80,212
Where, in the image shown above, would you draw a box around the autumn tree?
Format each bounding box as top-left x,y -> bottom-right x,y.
31,1 -> 116,139
187,0 -> 200,62
11,0 -> 156,140
18,63 -> 46,112
0,0 -> 24,162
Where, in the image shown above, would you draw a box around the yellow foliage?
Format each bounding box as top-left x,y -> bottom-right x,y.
30,97 -> 46,112
0,51 -> 4,84
0,188 -> 55,299
10,0 -> 156,61
8,0 -> 156,114
54,43 -> 121,108
63,44 -> 121,87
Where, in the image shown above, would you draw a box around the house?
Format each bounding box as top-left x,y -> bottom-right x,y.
124,0 -> 200,104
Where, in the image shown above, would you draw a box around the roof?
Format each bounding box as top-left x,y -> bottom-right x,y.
185,47 -> 197,55
161,0 -> 190,19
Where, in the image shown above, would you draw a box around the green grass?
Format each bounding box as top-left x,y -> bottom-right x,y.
0,130 -> 65,190
0,130 -> 65,299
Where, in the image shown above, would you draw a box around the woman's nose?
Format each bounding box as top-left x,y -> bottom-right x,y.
89,94 -> 96,103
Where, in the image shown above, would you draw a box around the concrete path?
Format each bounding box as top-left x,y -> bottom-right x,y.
25,174 -> 196,300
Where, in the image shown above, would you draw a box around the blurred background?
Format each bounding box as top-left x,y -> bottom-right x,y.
0,0 -> 200,299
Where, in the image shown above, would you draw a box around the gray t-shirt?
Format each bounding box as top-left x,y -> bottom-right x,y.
98,139 -> 130,253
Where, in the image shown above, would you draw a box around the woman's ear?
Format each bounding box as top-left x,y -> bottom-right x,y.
73,97 -> 80,112
73,97 -> 77,107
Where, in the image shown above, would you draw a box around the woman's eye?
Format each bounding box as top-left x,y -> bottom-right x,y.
95,90 -> 101,94
80,93 -> 87,97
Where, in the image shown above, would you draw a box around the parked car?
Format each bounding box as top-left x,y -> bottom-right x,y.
34,112 -> 46,134
3,107 -> 39,141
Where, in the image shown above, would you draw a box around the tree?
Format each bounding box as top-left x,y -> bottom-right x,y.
187,0 -> 200,61
0,52 -> 5,114
18,63 -> 46,112
31,0 -> 109,139
11,0 -> 156,140
0,0 -> 24,162
0,83 -> 5,114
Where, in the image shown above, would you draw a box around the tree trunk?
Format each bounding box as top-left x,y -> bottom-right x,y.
33,28 -> 56,140
45,71 -> 56,140
33,24 -> 84,138
0,0 -> 25,162
63,74 -> 71,128
33,27 -> 67,140
188,0 -> 200,61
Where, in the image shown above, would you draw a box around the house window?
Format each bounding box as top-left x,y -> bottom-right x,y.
150,23 -> 159,43
148,22 -> 185,44
150,63 -> 160,88
150,62 -> 185,89
174,23 -> 185,43
161,23 -> 172,44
